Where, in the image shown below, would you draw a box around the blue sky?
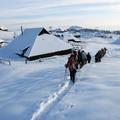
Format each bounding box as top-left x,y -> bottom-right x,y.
0,0 -> 120,30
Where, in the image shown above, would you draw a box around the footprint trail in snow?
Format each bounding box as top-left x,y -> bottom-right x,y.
31,80 -> 73,120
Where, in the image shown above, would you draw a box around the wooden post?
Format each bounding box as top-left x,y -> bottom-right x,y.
25,59 -> 27,64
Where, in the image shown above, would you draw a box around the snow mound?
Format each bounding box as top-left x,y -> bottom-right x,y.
112,38 -> 120,44
0,30 -> 14,41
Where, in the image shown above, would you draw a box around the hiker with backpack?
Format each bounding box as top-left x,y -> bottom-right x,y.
95,50 -> 102,62
65,54 -> 78,83
78,50 -> 82,68
95,48 -> 107,63
87,52 -> 91,63
81,50 -> 87,68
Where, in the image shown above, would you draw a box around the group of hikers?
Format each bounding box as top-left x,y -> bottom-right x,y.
65,50 -> 91,83
65,48 -> 107,83
95,48 -> 107,63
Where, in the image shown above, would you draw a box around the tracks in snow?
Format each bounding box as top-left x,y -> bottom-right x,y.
31,80 -> 73,120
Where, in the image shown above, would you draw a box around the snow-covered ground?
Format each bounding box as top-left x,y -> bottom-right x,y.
0,56 -> 69,120
0,32 -> 120,120
46,55 -> 120,120
0,30 -> 14,41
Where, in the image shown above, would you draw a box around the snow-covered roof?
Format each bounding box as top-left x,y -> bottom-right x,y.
26,34 -> 72,57
0,39 -> 4,43
0,25 -> 8,31
63,32 -> 80,42
0,27 -> 72,60
6,28 -> 43,53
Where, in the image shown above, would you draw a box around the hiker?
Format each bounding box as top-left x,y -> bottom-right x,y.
72,50 -> 78,69
95,48 -> 107,63
95,50 -> 102,62
78,50 -> 82,68
65,54 -> 77,83
81,50 -> 87,68
73,50 -> 77,60
101,48 -> 105,58
87,52 -> 91,63
102,47 -> 107,57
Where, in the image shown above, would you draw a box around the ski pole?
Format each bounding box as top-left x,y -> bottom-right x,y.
64,68 -> 67,81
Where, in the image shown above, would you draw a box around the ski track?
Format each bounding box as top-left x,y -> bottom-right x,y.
31,79 -> 73,120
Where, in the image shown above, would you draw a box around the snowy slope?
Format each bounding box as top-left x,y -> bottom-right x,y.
0,56 -> 69,120
0,32 -> 120,120
46,54 -> 120,120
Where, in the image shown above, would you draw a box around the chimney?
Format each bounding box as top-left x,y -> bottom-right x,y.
21,26 -> 23,35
